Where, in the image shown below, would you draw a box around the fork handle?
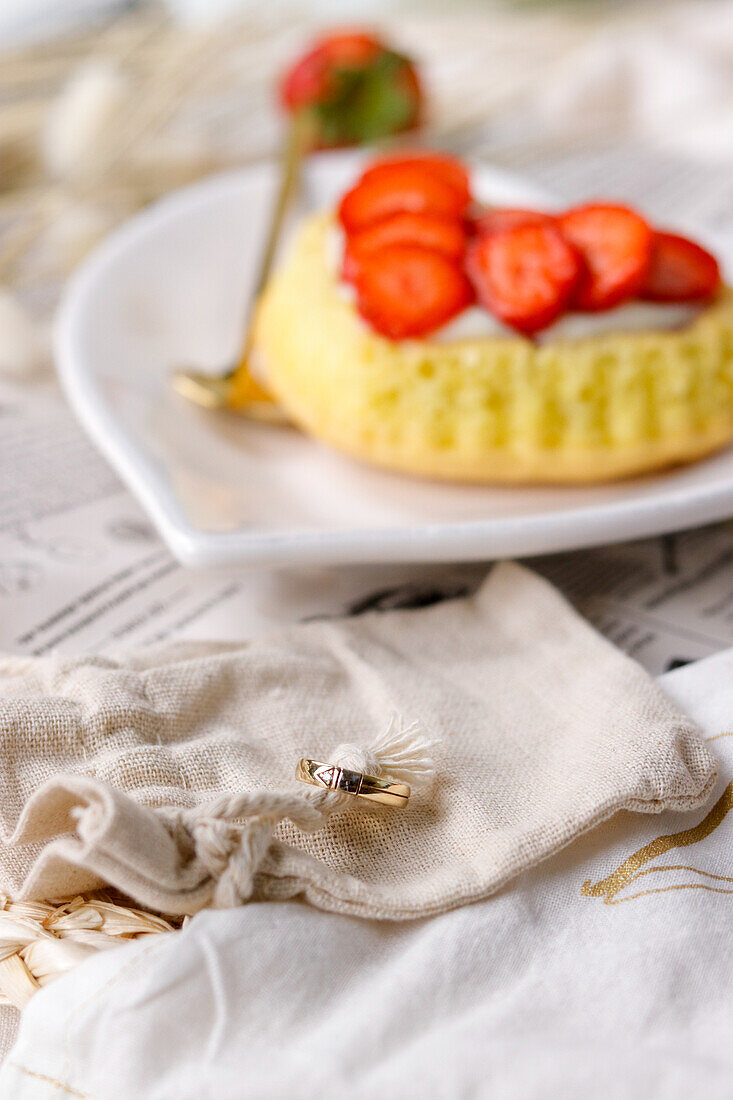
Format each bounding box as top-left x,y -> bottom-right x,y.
238,114 -> 306,365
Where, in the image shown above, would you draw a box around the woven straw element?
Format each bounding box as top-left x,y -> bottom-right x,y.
0,895 -> 176,1010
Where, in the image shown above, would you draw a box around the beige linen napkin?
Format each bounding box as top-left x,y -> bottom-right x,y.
0,562 -> 717,919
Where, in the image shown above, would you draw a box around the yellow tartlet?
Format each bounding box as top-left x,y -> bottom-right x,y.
253,211 -> 733,484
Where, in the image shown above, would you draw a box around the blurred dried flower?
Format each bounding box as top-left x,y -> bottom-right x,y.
42,59 -> 128,180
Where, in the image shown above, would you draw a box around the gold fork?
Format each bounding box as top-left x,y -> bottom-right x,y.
171,116 -> 305,421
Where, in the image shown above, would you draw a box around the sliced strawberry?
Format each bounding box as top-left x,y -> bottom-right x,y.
338,163 -> 469,234
359,153 -> 470,206
342,212 -> 467,282
641,231 -> 721,303
280,32 -> 382,111
467,224 -> 582,335
559,203 -> 652,311
473,208 -> 557,236
354,244 -> 473,339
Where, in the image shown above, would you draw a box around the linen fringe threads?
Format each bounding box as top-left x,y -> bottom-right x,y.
162,716 -> 438,909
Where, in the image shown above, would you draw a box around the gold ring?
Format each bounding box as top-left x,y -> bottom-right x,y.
295,758 -> 410,808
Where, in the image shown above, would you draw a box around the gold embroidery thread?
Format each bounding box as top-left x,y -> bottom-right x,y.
583,733 -> 733,905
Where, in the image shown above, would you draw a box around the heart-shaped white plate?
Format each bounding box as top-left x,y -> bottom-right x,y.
56,150 -> 733,568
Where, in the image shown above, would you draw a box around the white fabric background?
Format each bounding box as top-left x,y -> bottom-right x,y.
3,646 -> 733,1099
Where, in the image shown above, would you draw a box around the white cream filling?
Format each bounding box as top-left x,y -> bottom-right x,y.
327,226 -> 702,344
434,301 -> 702,344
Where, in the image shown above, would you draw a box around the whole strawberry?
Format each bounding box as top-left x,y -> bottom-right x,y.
279,31 -> 422,149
